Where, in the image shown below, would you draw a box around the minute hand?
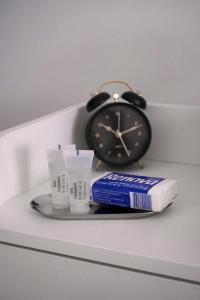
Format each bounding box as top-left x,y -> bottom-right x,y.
121,124 -> 142,135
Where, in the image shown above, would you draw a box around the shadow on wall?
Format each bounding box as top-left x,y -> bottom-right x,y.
72,105 -> 89,150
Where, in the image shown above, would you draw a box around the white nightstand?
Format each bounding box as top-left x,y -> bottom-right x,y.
0,103 -> 199,300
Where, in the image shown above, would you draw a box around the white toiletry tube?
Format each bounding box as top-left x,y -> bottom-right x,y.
64,150 -> 94,214
47,148 -> 76,209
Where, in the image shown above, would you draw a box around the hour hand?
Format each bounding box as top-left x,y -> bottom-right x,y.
99,123 -> 117,135
121,124 -> 142,135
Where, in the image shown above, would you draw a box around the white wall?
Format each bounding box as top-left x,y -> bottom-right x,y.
0,0 -> 200,131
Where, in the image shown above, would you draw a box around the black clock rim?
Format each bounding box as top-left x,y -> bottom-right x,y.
85,102 -> 152,167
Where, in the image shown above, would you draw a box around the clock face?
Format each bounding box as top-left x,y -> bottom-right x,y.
86,103 -> 152,166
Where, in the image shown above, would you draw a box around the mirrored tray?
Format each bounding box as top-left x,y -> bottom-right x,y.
30,194 -> 171,220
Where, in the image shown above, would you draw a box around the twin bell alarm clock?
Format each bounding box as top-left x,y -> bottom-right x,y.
85,80 -> 152,167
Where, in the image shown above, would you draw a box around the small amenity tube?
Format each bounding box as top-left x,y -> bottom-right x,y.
64,150 -> 94,214
47,146 -> 76,209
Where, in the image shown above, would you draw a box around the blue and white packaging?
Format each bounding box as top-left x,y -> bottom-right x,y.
90,172 -> 178,212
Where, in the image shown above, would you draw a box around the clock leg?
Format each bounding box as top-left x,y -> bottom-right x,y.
137,160 -> 144,169
95,159 -> 103,170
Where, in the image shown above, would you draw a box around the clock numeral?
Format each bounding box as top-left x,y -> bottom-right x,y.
95,133 -> 100,138
128,150 -> 132,156
115,145 -> 123,149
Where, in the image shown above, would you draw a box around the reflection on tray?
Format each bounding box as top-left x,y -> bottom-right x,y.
30,194 -> 165,220
93,204 -> 148,214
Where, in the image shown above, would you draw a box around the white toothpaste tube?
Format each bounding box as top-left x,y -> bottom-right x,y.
47,146 -> 76,209
90,172 -> 178,212
64,150 -> 94,214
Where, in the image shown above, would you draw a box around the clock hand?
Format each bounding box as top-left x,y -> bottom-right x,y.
99,123 -> 117,135
121,124 -> 143,135
99,123 -> 130,157
116,112 -> 121,131
117,131 -> 130,157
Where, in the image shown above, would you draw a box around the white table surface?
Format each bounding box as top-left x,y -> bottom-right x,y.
0,160 -> 199,283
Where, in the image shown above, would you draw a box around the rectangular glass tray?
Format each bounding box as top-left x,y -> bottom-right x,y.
30,194 -> 171,220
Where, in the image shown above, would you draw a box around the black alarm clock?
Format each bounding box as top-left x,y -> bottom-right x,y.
85,80 -> 152,167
